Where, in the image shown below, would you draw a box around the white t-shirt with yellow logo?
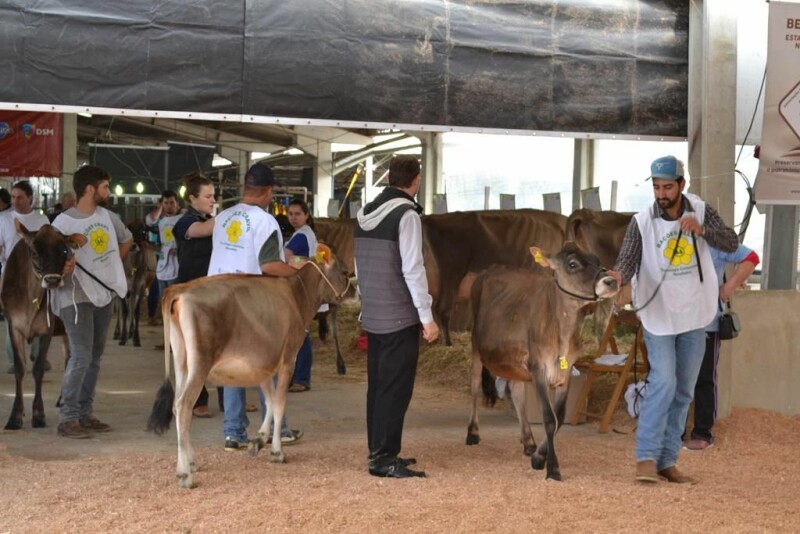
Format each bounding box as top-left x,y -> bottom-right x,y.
633,193 -> 718,335
52,206 -> 129,309
156,214 -> 182,281
207,202 -> 284,276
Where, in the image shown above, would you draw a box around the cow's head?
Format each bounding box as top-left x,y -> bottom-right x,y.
126,220 -> 149,244
14,219 -> 74,289
314,243 -> 351,303
530,241 -> 621,301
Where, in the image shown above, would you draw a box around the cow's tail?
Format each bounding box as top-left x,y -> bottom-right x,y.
481,366 -> 499,408
147,289 -> 176,435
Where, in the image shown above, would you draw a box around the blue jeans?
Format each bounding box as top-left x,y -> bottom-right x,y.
58,302 -> 114,423
637,327 -> 705,470
291,333 -> 313,387
157,278 -> 178,297
6,321 -> 41,366
223,379 -> 289,442
147,278 -> 160,318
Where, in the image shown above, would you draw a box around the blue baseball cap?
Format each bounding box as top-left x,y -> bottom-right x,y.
649,155 -> 685,180
245,163 -> 281,187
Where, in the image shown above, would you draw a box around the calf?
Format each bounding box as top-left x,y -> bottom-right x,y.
466,242 -> 620,480
113,220 -> 157,346
147,246 -> 349,489
0,220 -> 76,429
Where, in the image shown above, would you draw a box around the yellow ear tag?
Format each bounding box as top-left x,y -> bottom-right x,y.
32,298 -> 40,311
559,355 -> 569,370
315,249 -> 327,264
531,247 -> 549,267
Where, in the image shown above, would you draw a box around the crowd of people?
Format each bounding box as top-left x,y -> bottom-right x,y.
0,153 -> 756,481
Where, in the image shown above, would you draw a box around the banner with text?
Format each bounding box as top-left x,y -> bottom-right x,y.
755,1 -> 800,204
0,111 -> 63,178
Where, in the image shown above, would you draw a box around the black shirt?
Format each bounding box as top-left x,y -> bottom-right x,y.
173,207 -> 213,283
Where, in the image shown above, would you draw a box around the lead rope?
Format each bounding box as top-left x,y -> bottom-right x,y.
305,261 -> 350,299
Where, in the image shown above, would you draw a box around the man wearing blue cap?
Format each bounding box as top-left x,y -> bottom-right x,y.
207,162 -> 304,451
614,155 -> 738,484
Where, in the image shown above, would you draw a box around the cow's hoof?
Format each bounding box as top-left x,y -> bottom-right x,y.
176,473 -> 195,489
466,434 -> 480,446
269,450 -> 285,463
531,454 -> 545,470
546,471 -> 563,482
4,419 -> 23,430
190,462 -> 198,473
118,339 -> 127,346
32,417 -> 46,428
249,437 -> 265,457
523,444 -> 536,457
133,341 -> 141,348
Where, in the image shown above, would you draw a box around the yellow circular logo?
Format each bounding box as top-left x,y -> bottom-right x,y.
664,236 -> 694,266
164,226 -> 174,242
226,220 -> 243,243
90,228 -> 110,254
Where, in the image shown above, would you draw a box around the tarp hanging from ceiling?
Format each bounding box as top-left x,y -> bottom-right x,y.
0,0 -> 688,137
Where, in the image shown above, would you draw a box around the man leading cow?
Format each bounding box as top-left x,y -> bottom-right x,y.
51,165 -> 132,439
614,156 -> 738,484
355,155 -> 439,479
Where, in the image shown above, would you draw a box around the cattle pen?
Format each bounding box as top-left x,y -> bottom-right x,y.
0,302 -> 798,532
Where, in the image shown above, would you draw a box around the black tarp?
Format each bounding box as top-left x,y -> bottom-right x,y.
0,0 -> 688,136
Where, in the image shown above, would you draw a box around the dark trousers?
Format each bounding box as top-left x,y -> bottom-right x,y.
147,278 -> 160,318
291,333 -> 313,387
366,324 -> 420,468
691,331 -> 720,441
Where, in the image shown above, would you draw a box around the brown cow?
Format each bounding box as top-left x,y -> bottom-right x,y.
466,242 -> 620,480
566,209 -> 634,338
423,209 -> 567,345
313,217 -> 357,375
0,220 -> 76,429
147,247 -> 349,489
113,220 -> 157,347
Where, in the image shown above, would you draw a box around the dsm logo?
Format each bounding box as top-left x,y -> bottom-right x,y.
0,122 -> 12,140
21,123 -> 55,138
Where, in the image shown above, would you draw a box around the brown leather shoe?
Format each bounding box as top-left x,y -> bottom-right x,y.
57,421 -> 91,439
192,406 -> 212,418
658,466 -> 698,485
635,460 -> 659,484
79,416 -> 111,432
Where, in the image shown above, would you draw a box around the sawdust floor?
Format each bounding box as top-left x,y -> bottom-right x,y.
1,319 -> 799,533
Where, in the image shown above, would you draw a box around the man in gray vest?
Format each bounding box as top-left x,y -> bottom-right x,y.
355,155 -> 439,479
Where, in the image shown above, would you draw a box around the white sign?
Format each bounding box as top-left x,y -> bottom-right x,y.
543,193 -> 562,214
581,187 -> 602,211
755,1 -> 800,204
499,194 -> 516,210
327,198 -> 340,218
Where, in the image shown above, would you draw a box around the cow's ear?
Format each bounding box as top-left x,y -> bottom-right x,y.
530,246 -> 552,269
315,243 -> 333,266
60,232 -> 86,250
13,218 -> 33,242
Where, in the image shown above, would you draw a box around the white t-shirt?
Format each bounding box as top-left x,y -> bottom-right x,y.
208,203 -> 284,276
156,214 -> 182,281
51,207 -> 130,310
0,210 -> 51,265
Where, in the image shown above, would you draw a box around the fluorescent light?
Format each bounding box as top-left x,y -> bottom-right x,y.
77,112 -> 93,118
332,143 -> 366,152
135,182 -> 144,194
251,152 -> 272,161
114,184 -> 124,196
286,148 -> 303,155
212,154 -> 233,167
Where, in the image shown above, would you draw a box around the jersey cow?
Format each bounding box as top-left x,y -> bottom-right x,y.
423,209 -> 567,345
113,220 -> 157,347
0,220 -> 76,430
467,242 -> 620,481
147,246 -> 349,489
313,217 -> 357,375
